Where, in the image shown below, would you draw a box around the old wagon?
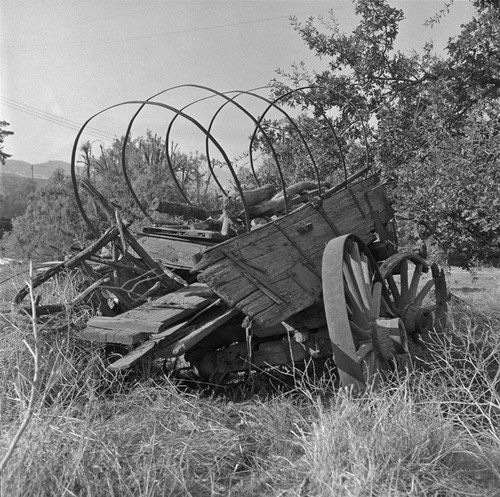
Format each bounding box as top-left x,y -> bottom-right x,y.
14,86 -> 448,389
76,171 -> 447,389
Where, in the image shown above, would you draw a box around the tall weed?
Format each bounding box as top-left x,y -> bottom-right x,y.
1,270 -> 499,496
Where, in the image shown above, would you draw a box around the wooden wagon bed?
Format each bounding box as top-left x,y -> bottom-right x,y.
193,175 -> 394,327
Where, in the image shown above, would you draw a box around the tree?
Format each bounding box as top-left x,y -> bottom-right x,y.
0,121 -> 14,164
263,0 -> 500,265
1,170 -> 89,261
0,174 -> 37,218
79,133 -> 220,231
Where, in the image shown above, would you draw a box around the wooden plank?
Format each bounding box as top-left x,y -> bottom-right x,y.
199,193 -> 383,297
138,234 -> 209,269
124,230 -> 187,289
202,260 -> 322,327
238,272 -> 319,326
80,282 -> 217,344
80,325 -> 152,345
206,184 -> 386,285
108,304 -> 239,370
107,320 -> 191,369
158,307 -> 240,357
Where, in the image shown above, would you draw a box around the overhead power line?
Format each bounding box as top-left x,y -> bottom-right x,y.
17,2 -> 195,34
0,10 -> 326,54
0,96 -> 116,141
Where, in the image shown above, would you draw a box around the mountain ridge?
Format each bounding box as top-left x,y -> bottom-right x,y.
1,159 -> 73,180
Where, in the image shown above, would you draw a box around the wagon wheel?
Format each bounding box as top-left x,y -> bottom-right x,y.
379,253 -> 448,340
322,235 -> 409,389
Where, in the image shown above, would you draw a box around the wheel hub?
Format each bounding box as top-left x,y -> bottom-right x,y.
401,304 -> 433,334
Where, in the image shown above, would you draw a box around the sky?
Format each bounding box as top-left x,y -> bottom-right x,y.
1,0 -> 476,167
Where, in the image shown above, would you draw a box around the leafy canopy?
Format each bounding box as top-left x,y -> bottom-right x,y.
263,0 -> 500,265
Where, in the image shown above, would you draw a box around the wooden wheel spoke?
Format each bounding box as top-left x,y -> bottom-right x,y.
351,242 -> 370,293
381,295 -> 395,316
357,342 -> 374,361
399,259 -> 409,304
414,280 -> 434,306
370,281 -> 382,319
349,321 -> 371,342
347,253 -> 371,310
344,284 -> 370,328
363,350 -> 382,380
386,273 -> 402,308
360,252 -> 371,292
408,263 -> 423,302
343,259 -> 370,313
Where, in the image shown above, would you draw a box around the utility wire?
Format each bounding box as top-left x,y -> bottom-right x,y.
0,96 -> 116,141
0,100 -> 113,141
0,10 -> 326,54
15,1 -> 198,35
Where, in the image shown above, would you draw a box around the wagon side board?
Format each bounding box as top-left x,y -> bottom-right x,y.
193,176 -> 393,326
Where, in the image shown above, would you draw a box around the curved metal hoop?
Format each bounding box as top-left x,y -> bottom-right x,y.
71,86 -> 372,236
71,99 -> 251,234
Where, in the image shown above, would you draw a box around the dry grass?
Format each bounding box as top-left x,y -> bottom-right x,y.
1,266 -> 500,496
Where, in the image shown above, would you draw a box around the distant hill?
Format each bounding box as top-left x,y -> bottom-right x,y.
0,172 -> 48,189
0,172 -> 48,219
0,159 -> 72,180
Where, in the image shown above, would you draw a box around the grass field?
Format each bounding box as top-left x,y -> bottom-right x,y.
1,263 -> 500,496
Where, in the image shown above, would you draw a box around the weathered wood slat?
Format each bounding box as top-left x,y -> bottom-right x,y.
108,304 -> 240,370
80,282 -> 217,344
124,230 -> 187,289
81,324 -> 154,344
235,269 -> 320,325
200,182 -> 389,280
107,320 -> 190,369
158,307 -> 240,357
138,235 -> 208,269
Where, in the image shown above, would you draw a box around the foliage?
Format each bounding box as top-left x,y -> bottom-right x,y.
247,113 -> 368,190
79,133 -> 220,231
1,132 -> 220,261
262,0 -> 500,265
0,174 -> 38,219
0,121 -> 14,165
0,170 -> 89,261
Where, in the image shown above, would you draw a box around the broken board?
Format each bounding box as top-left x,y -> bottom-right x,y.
80,282 -> 217,344
107,304 -> 240,370
137,234 -> 210,269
